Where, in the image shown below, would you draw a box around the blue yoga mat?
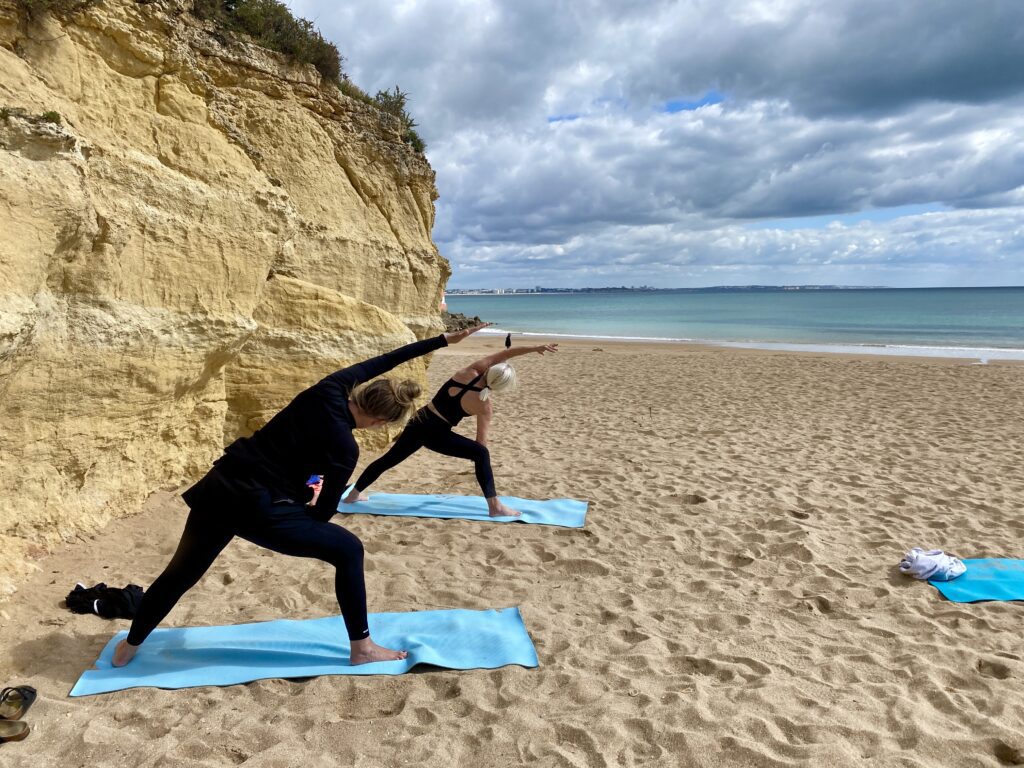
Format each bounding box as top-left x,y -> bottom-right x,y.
70,607 -> 538,697
929,558 -> 1024,602
337,493 -> 588,528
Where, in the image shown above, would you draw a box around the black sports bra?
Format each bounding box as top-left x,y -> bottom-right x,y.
429,372 -> 485,426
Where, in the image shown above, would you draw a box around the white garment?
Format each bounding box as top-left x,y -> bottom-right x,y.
899,548 -> 967,581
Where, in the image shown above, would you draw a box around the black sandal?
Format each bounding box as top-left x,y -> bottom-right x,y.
0,687 -> 36,721
0,720 -> 29,743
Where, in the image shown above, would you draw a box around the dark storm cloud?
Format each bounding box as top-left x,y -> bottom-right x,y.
626,0 -> 1024,117
297,0 -> 1024,130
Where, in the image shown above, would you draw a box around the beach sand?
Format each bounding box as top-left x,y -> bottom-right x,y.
2,338 -> 1023,767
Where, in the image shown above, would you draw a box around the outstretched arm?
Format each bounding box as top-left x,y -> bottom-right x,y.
327,324 -> 491,389
444,323 -> 492,346
468,343 -> 558,375
329,335 -> 444,389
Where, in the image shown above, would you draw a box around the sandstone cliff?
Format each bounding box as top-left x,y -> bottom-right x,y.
0,0 -> 450,598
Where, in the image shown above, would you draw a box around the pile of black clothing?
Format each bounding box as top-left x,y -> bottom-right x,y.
65,583 -> 145,619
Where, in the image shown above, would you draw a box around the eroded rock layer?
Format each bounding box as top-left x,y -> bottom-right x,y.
0,0 -> 449,597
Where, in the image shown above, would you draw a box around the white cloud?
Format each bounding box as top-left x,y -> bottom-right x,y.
443,208 -> 1024,287
289,0 -> 1024,287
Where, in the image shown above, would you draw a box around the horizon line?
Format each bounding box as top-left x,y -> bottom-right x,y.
445,284 -> 1024,292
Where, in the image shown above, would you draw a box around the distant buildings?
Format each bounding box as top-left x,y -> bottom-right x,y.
445,285 -> 657,295
443,284 -> 881,295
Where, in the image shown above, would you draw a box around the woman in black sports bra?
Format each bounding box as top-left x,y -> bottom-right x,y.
344,340 -> 558,517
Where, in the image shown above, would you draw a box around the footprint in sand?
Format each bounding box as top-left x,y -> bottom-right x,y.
770,541 -> 815,563
978,658 -> 1013,680
414,707 -> 438,725
553,558 -> 612,577
728,554 -> 755,568
675,492 -> 708,505
802,594 -> 833,615
616,629 -> 650,645
993,740 -> 1024,766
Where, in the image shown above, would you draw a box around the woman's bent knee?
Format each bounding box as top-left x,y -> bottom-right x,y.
327,527 -> 364,565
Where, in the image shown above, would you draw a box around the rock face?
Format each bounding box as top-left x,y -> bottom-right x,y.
441,310 -> 484,332
0,0 -> 450,598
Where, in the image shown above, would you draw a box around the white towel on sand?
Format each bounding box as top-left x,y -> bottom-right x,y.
899,548 -> 967,581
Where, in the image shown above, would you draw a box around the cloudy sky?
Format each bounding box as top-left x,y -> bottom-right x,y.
289,0 -> 1024,288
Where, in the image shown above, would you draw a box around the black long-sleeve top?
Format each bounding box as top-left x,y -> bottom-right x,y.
215,334 -> 448,520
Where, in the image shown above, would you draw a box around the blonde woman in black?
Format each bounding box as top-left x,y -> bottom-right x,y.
113,325 -> 487,668
344,341 -> 557,517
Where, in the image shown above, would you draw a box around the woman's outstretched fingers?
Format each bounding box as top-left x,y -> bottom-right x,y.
536,343 -> 558,354
445,323 -> 492,345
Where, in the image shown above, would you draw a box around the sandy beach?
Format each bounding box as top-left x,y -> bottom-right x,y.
2,337 -> 1023,768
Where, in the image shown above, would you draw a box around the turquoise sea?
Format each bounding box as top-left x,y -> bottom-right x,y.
446,288 -> 1024,361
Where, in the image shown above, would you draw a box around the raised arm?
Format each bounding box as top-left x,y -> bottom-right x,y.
327,324 -> 491,389
467,343 -> 558,375
329,335 -> 446,389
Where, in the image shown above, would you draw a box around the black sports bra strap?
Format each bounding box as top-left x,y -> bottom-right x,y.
433,372 -> 487,426
451,372 -> 485,393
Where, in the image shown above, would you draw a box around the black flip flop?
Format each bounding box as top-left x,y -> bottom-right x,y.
0,720 -> 29,744
0,687 -> 36,721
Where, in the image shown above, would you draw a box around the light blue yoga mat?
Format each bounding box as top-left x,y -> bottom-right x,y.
70,607 -> 538,697
929,559 -> 1024,602
338,493 -> 588,528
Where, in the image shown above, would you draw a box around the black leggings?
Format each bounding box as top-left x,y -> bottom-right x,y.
126,469 -> 368,645
354,409 -> 497,497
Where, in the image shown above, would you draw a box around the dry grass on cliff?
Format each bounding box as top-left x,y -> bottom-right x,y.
14,0 -> 99,19
12,0 -> 428,152
191,0 -> 342,82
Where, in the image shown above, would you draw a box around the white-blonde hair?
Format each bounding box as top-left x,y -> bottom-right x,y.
480,363 -> 517,401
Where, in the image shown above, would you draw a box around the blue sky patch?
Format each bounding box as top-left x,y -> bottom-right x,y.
662,90 -> 724,113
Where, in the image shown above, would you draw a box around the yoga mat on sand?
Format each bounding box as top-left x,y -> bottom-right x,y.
929,559 -> 1024,602
338,492 -> 588,528
70,608 -> 538,697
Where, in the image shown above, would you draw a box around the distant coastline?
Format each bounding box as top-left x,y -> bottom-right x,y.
445,285 -> 1022,295
445,286 -> 1024,361
445,285 -> 888,295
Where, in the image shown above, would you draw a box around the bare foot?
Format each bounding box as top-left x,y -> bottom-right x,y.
487,499 -> 522,518
350,637 -> 408,665
112,639 -> 138,667
343,489 -> 369,504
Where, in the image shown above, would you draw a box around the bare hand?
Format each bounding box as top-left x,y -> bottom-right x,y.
307,479 -> 323,506
534,343 -> 558,355
445,323 -> 491,345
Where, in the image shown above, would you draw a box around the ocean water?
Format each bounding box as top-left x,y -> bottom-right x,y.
445,288 -> 1024,361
